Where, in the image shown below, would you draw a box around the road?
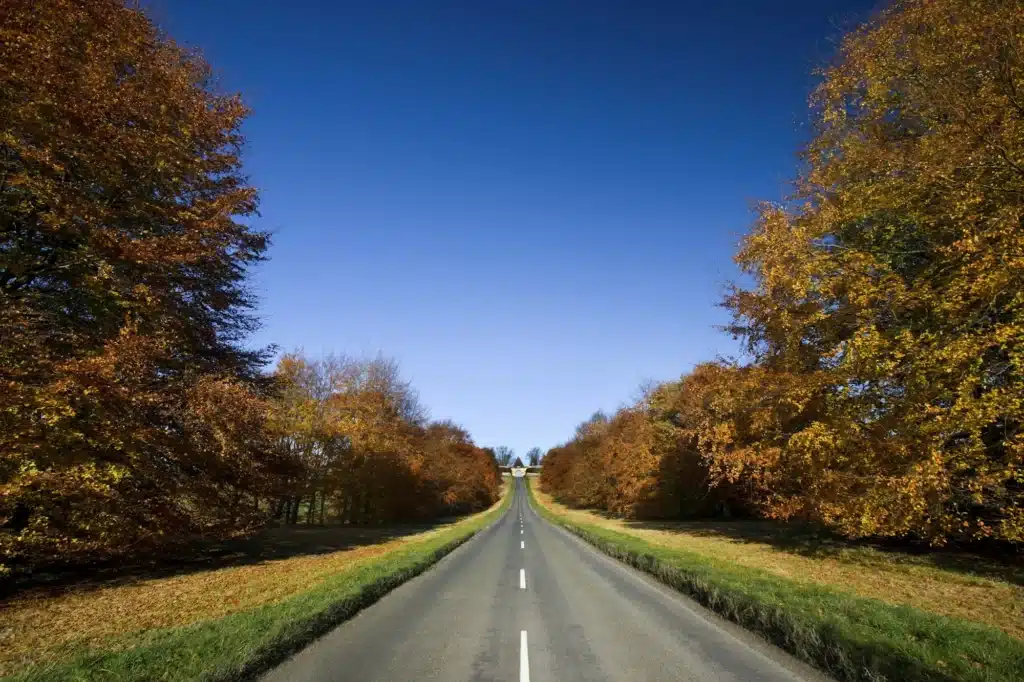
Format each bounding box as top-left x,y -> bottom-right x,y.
262,479 -> 829,682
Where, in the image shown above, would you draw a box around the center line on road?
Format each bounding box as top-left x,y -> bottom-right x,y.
520,630 -> 530,682
520,540 -> 524,548
519,568 -> 526,589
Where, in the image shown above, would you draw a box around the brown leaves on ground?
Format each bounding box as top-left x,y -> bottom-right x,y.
0,521 -> 465,676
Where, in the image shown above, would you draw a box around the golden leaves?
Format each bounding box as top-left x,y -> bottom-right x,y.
544,0 -> 1024,547
0,0 -> 275,573
269,352 -> 499,525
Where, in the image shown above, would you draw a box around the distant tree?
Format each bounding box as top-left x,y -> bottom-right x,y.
575,411 -> 610,439
421,422 -> 500,515
526,447 -> 543,467
493,446 -> 515,467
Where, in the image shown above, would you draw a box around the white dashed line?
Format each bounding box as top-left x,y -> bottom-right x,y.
520,630 -> 530,682
521,540 -> 524,549
519,568 -> 526,589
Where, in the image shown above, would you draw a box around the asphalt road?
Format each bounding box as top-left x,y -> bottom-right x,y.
262,479 -> 829,682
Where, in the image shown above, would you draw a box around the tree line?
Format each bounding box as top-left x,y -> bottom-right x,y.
543,0 -> 1024,547
0,0 -> 498,577
273,352 -> 500,526
488,446 -> 543,468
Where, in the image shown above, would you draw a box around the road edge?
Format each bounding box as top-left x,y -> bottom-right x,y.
231,484 -> 515,681
8,485 -> 514,682
524,479 -> 1023,682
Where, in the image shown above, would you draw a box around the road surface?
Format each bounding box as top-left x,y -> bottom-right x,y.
262,479 -> 828,682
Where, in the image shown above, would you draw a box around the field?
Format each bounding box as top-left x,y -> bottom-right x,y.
0,483 -> 510,682
529,481 -> 1024,682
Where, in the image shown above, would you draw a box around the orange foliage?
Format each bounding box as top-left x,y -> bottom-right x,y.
270,353 -> 500,526
0,0 -> 284,572
545,0 -> 1024,546
0,1 -> 497,578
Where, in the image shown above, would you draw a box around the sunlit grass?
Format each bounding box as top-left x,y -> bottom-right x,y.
530,480 -> 1024,682
533,489 -> 1023,640
2,482 -> 511,681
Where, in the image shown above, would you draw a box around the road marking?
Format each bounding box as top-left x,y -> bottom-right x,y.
520,528 -> 523,534
519,568 -> 526,589
521,540 -> 524,549
520,630 -> 530,682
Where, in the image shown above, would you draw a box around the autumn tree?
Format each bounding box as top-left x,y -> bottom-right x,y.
270,352 -> 499,525
0,0 -> 282,570
420,421 -> 501,516
722,0 -> 1024,543
270,353 -> 355,524
541,376 -> 753,520
542,0 -> 1024,547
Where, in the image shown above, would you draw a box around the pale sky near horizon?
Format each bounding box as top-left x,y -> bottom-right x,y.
150,0 -> 878,456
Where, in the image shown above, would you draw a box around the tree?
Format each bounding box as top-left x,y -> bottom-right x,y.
722,0 -> 1024,543
526,447 -> 542,467
270,352 -> 499,526
575,411 -> 610,439
540,0 -> 1024,547
0,0 -> 281,569
271,353 -> 354,525
539,374 -> 751,520
420,421 -> 500,515
493,446 -> 515,467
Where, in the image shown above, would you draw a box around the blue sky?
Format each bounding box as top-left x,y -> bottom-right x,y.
149,0 -> 877,455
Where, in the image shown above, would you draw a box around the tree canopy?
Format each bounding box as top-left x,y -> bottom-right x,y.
543,0 -> 1024,546
0,0 -> 500,576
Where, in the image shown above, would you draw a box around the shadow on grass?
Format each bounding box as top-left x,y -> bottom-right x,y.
625,518 -> 1024,587
5,519 -> 457,599
570,507 -> 1024,588
536,485 -> 1021,682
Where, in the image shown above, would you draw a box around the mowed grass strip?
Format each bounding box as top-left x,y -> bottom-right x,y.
528,480 -> 1024,682
2,482 -> 511,682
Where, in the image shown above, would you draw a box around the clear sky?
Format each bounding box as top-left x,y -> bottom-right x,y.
148,0 -> 877,455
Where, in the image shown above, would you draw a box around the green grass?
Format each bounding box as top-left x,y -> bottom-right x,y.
527,479 -> 1024,682
7,487 -> 511,682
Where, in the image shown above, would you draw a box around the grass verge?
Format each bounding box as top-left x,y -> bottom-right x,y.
527,479 -> 1024,682
4,483 -> 511,682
